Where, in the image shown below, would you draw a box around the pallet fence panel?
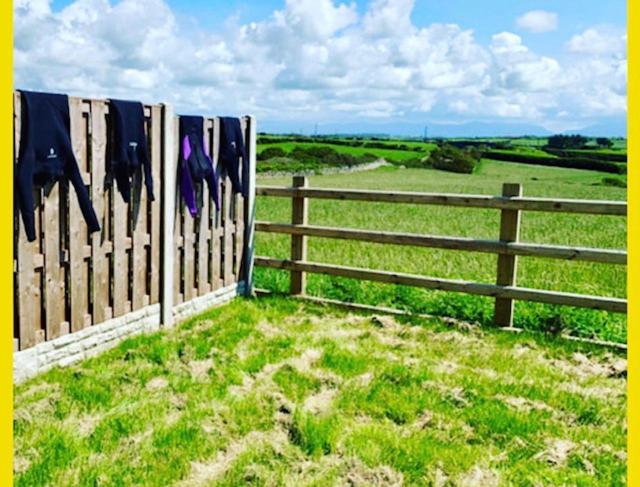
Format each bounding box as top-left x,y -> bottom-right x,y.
90,100 -> 111,325
14,89 -> 253,352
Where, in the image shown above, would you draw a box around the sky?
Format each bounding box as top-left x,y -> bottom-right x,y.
15,0 -> 627,136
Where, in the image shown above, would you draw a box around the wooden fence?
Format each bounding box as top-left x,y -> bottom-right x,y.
13,92 -> 256,351
255,176 -> 627,327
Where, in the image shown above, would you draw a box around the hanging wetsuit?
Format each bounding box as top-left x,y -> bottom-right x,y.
219,117 -> 246,196
16,91 -> 100,242
179,116 -> 219,217
109,99 -> 154,203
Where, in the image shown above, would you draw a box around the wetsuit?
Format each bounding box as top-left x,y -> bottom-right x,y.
16,91 -> 100,242
179,115 -> 219,217
109,99 -> 154,203
219,117 -> 247,196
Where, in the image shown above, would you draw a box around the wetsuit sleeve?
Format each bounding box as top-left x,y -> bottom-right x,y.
181,136 -> 198,217
203,135 -> 220,211
16,149 -> 37,242
141,143 -> 155,201
65,151 -> 100,234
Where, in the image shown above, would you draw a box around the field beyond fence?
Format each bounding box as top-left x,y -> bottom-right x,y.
254,169 -> 627,342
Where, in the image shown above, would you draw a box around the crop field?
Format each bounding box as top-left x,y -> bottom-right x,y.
14,298 -> 627,486
254,160 -> 627,343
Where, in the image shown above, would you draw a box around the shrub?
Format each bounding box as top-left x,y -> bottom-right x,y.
543,148 -> 627,163
547,134 -> 588,149
257,147 -> 287,161
600,177 -> 627,188
483,150 -> 625,174
429,144 -> 478,174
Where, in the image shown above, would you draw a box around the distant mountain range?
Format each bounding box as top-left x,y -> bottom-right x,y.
260,117 -> 627,138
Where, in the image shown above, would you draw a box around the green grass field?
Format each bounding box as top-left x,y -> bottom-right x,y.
14,297 -> 627,486
254,160 -> 627,343
259,141 -> 436,162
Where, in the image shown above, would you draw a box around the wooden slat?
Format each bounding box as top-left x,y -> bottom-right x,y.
223,145 -> 234,287
15,92 -> 41,349
131,109 -> 149,310
197,119 -> 213,296
43,148 -> 64,339
255,257 -> 628,314
173,116 -> 183,305
255,222 -> 627,265
69,99 -> 91,332
183,185 -> 195,301
90,100 -> 110,324
112,113 -> 128,317
234,117 -> 247,281
150,105 -> 162,304
210,117 -> 223,290
256,186 -> 627,216
242,115 -> 257,294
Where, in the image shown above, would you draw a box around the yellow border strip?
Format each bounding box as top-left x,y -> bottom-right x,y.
629,0 -> 636,484
1,0 -> 12,484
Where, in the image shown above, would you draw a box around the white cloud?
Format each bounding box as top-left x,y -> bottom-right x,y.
516,10 -> 558,33
567,26 -> 627,56
13,0 -> 626,129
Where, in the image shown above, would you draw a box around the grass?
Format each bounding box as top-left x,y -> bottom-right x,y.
14,297 -> 627,486
254,160 -> 627,343
259,141 -> 434,162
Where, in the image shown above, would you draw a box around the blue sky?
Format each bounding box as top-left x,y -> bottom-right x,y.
19,0 -> 627,135
49,0 -> 626,56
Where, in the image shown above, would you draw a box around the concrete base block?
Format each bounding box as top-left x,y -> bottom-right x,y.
14,282 -> 244,383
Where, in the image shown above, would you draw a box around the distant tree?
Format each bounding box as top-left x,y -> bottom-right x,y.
596,137 -> 614,149
547,134 -> 588,149
257,147 -> 287,161
429,144 -> 479,174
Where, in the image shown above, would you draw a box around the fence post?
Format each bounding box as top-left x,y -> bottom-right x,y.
290,176 -> 308,295
494,183 -> 523,327
243,115 -> 257,296
161,104 -> 175,327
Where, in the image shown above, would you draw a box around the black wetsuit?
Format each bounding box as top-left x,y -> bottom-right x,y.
179,115 -> 219,216
219,117 -> 247,196
16,91 -> 100,242
109,99 -> 154,203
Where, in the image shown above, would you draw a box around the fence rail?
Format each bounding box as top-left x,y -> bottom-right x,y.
255,176 -> 627,327
256,186 -> 627,215
13,91 -> 256,352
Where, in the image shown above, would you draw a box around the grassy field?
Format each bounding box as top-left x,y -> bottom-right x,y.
254,160 -> 627,343
14,297 -> 627,486
259,141 -> 435,162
